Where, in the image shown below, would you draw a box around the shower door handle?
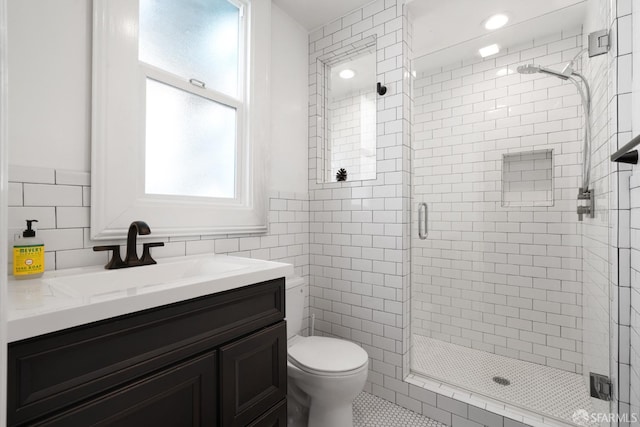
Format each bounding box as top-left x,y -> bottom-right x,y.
418,202 -> 428,240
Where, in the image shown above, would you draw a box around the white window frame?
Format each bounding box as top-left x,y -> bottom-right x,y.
91,0 -> 270,240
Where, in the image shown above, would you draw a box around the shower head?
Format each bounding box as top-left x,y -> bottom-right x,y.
516,64 -> 540,74
516,63 -> 572,80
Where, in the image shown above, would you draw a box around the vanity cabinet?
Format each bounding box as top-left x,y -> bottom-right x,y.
220,324 -> 287,426
32,351 -> 218,426
7,278 -> 287,427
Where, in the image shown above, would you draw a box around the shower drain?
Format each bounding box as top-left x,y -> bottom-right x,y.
492,376 -> 511,386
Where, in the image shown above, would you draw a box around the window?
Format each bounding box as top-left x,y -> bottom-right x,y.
91,0 -> 270,239
139,0 -> 243,199
144,79 -> 238,199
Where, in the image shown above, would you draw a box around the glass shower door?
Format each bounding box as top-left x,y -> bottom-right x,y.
409,20 -> 612,422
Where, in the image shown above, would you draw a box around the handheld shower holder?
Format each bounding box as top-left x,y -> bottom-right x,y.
577,187 -> 594,221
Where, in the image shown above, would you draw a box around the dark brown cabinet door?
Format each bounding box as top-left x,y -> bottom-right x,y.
220,323 -> 287,427
246,399 -> 287,427
33,351 -> 217,427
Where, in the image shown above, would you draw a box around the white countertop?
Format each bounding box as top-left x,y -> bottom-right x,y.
7,254 -> 293,342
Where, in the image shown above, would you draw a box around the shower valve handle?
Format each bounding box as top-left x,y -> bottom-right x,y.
577,188 -> 594,221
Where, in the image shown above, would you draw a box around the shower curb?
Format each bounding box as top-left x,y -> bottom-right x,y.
403,374 -> 589,427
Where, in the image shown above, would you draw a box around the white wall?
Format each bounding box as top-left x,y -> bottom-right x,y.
7,0 -> 91,171
270,5 -> 309,194
1,0 -> 9,424
7,0 -> 309,195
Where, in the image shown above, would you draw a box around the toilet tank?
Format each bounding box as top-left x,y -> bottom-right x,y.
285,276 -> 305,339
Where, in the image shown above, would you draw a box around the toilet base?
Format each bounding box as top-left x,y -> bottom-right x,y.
287,378 -> 309,427
308,401 -> 354,427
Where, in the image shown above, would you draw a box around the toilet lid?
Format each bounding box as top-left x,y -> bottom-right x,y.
288,336 -> 368,375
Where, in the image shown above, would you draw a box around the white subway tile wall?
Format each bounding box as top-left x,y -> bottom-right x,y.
412,28 -> 585,374
625,0 -> 640,421
598,0 -> 639,420
308,0 -> 418,413
308,1 -> 598,425
309,1 -> 544,426
7,165 -> 311,333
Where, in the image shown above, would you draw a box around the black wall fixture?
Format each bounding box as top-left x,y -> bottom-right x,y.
377,82 -> 387,96
611,133 -> 640,164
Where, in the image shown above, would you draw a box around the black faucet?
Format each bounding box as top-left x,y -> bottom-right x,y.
125,221 -> 151,265
93,221 -> 164,269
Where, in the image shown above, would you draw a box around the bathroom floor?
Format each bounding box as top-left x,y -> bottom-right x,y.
353,392 -> 445,427
411,335 -> 595,425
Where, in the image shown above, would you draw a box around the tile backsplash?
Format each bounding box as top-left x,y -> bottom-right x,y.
7,164 -> 310,303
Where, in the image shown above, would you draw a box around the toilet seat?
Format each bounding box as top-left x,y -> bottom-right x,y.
288,336 -> 368,376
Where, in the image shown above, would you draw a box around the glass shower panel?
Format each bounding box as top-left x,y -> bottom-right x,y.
409,17 -> 611,423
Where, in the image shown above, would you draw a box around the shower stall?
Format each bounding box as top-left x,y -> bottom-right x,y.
409,3 -> 612,425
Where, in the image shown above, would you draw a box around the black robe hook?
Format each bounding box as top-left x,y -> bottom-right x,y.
377,82 -> 387,96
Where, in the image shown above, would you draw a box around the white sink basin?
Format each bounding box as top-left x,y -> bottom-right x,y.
8,254 -> 294,342
46,257 -> 249,299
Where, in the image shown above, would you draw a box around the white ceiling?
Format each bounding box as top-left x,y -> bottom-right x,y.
409,0 -> 587,59
272,0 -> 373,31
413,1 -> 587,72
274,0 -> 589,72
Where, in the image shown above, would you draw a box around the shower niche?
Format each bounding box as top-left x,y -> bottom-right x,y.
501,149 -> 554,207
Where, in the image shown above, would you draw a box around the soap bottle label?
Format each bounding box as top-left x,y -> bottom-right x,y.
13,245 -> 45,276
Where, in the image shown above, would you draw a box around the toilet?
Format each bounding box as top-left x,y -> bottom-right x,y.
286,277 -> 369,427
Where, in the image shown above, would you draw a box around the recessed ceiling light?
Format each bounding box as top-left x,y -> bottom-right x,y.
484,14 -> 509,30
479,44 -> 500,58
339,69 -> 355,79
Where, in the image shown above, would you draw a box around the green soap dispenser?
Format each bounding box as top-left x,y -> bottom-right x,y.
13,219 -> 45,279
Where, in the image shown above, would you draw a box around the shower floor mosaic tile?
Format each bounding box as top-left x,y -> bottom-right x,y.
353,392 -> 446,427
412,335 -> 596,426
